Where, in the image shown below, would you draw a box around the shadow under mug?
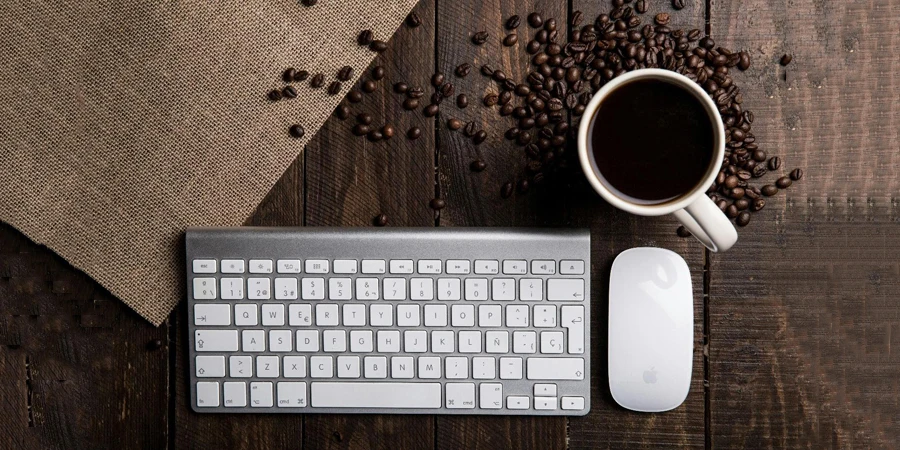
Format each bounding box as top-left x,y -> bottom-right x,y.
577,68 -> 738,252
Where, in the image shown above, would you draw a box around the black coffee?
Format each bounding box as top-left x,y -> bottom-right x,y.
589,78 -> 714,204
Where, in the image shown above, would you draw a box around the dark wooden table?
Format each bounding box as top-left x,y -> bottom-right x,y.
2,0 -> 899,448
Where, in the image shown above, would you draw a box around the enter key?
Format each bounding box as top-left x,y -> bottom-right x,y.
562,306 -> 585,354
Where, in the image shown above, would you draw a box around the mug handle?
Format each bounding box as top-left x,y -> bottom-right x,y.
672,195 -> 738,252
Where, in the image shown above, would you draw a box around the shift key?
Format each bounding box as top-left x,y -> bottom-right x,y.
527,357 -> 585,380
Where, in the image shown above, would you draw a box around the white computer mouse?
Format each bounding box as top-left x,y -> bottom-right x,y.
608,247 -> 693,412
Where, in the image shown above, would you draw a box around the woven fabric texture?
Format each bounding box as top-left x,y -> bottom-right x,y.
0,1 -> 417,325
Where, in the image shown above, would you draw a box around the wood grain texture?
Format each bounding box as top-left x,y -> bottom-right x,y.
709,0 -> 900,447
0,223 -> 168,450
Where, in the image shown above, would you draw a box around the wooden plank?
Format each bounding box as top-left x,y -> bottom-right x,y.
0,222 -> 168,450
302,1 -> 437,449
246,156 -> 306,227
708,0 -> 900,447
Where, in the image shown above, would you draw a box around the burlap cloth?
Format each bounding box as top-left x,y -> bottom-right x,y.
0,1 -> 417,325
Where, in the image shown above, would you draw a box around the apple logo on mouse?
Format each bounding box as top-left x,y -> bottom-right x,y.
642,367 -> 658,384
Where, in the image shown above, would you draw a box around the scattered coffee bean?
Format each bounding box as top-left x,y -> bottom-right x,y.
789,168 -> 803,181
382,124 -> 395,139
518,179 -> 530,193
470,160 -> 487,172
335,104 -> 350,120
407,87 -> 425,99
473,130 -> 487,145
369,40 -> 388,52
283,68 -> 297,83
780,54 -> 792,66
362,80 -> 377,93
301,0 -> 317,6
503,34 -> 518,46
327,81 -> 342,95
528,12 -> 543,28
483,93 -> 499,107
672,0 -> 686,10
371,66 -> 385,80
429,198 -> 446,210
571,10 -> 584,26
431,73 -> 445,87
726,204 -> 739,218
456,94 -> 468,108
367,130 -> 383,141
761,184 -> 779,196
347,90 -> 363,103
394,82 -> 409,93
751,198 -> 766,211
407,127 -> 422,140
735,198 -> 750,210
736,211 -> 751,226
357,30 -> 373,46
402,98 -> 420,110
406,12 -> 422,28
267,89 -> 282,101
352,124 -> 370,136
289,124 -> 305,139
636,0 -> 647,14
480,65 -> 495,77
293,70 -> 309,82
501,181 -> 514,198
506,15 -> 521,30
775,176 -> 792,189
676,226 -> 691,237
463,121 -> 477,137
357,113 -> 373,125
655,13 -> 670,26
310,73 -> 325,88
423,104 -> 439,117
373,214 -> 388,227
768,156 -> 782,170
455,63 -> 471,78
337,66 -> 353,81
472,31 -> 489,45
447,118 -> 462,130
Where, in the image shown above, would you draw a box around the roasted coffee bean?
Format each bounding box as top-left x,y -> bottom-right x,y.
371,66 -> 385,80
463,121 -> 477,137
337,66 -> 353,81
373,213 -> 388,227
481,65 -> 495,77
455,63 -> 471,77
768,156 -> 782,170
526,40 -> 542,54
544,18 -> 558,32
505,127 -> 520,140
406,12 -> 422,28
301,0 -> 317,6
394,82 -> 409,93
761,184 -> 778,196
280,85 -> 297,98
483,93 -> 499,106
472,31 -> 489,45
493,70 -> 507,82
751,198 -> 766,211
672,0 -> 686,10
780,53 -> 792,66
430,92 -> 443,106
528,12 -> 543,28
676,225 -> 691,237
503,34 -> 519,46
716,199 -> 729,211
518,179 -> 530,193
470,160 -> 487,172
407,87 -> 425,99
289,124 -> 305,139
655,13 -> 670,26
429,198 -> 446,210
736,211 -> 751,226
447,118 -> 462,130
775,176 -> 792,189
473,130 -> 488,145
367,130 -> 383,142
402,98 -> 419,110
745,188 -> 760,199
382,124 -> 395,139
362,80 -> 377,93
752,164 -> 767,178
293,70 -> 309,82
735,198 -> 750,210
496,91 -> 510,105
737,52 -> 751,70
369,40 -> 388,52
423,104 -> 439,117
730,187 -> 746,199
357,113 -> 373,125
310,73 -> 325,88
506,15 -> 521,30
724,175 -> 739,189
752,149 -> 767,162
352,124 -> 370,136
335,104 -> 350,120
789,168 -> 803,181
357,30 -> 374,46
456,94 -> 468,109
407,126 -> 421,140
283,67 -> 297,83
501,181 -> 514,198
635,0 -> 648,13
267,89 -> 282,101
515,84 -> 531,96
327,81 -> 342,95
431,72 -> 445,87
737,170 -> 752,181
725,204 -> 739,218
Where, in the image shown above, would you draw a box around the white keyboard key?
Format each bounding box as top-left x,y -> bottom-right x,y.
480,383 -> 503,409
472,357 -> 496,379
446,260 -> 471,274
274,278 -> 298,300
562,305 -> 586,354
418,356 -> 441,378
277,382 -> 308,407
561,396 -> 586,410
502,260 -> 528,274
249,259 -> 273,274
315,304 -> 339,326
305,259 -> 329,274
370,304 -> 393,326
361,259 -> 386,274
250,382 -> 274,407
424,304 -> 448,326
531,260 -> 556,275
365,356 -> 388,378
269,330 -> 293,352
464,278 -> 489,301
437,278 -> 462,300
404,331 -> 427,352
389,259 -> 414,274
541,333 -> 564,354
257,355 -> 279,378
194,304 -> 231,326
193,278 -> 217,299
221,259 -> 245,274
196,382 -> 220,407
301,278 -> 325,300
229,355 -> 252,377
486,331 -> 509,353
506,305 -> 529,327
507,395 -> 529,409
342,304 -> 366,326
248,278 -> 271,300
310,356 -> 333,378
391,356 -> 415,378
417,260 -> 442,274
397,304 -> 420,326
350,330 -> 373,352
261,303 -> 285,326
242,330 -> 265,352
220,278 -> 244,300
195,355 -> 226,377
288,304 -> 312,326
474,260 -> 499,274
195,330 -> 238,352
451,304 -> 475,327
459,330 -> 482,353
276,259 -> 302,273
235,304 -> 258,326
377,330 -> 401,353
534,383 -> 557,397
500,357 -> 523,379
383,278 -> 407,300
445,356 -> 468,379
323,330 -> 347,352
410,278 -> 434,300
356,278 -> 380,300
432,330 -> 455,353
296,330 -> 319,352
329,278 -> 352,300
547,278 -> 585,301
519,278 -> 543,301
535,397 -> 557,410
192,259 -> 216,274
311,382 -> 441,408
513,331 -> 536,354
223,382 -> 247,407
527,357 -> 585,380
491,278 -> 515,301
479,305 -> 502,327
337,356 -> 361,378
534,305 -> 557,328
560,260 -> 585,275
283,356 -> 307,378
333,259 -> 358,274
446,383 -> 476,408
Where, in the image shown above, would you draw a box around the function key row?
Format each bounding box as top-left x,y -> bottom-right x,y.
193,259 -> 586,276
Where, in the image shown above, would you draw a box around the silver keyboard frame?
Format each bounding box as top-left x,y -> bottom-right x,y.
186,227 -> 591,415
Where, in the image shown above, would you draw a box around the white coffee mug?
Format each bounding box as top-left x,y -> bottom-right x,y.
577,68 -> 738,252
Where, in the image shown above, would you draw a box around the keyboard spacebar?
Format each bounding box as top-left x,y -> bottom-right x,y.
311,382 -> 442,408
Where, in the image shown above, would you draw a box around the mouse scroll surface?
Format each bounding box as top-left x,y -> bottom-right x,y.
608,248 -> 694,412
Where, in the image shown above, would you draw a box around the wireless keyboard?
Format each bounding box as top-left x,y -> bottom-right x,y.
186,227 -> 590,415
